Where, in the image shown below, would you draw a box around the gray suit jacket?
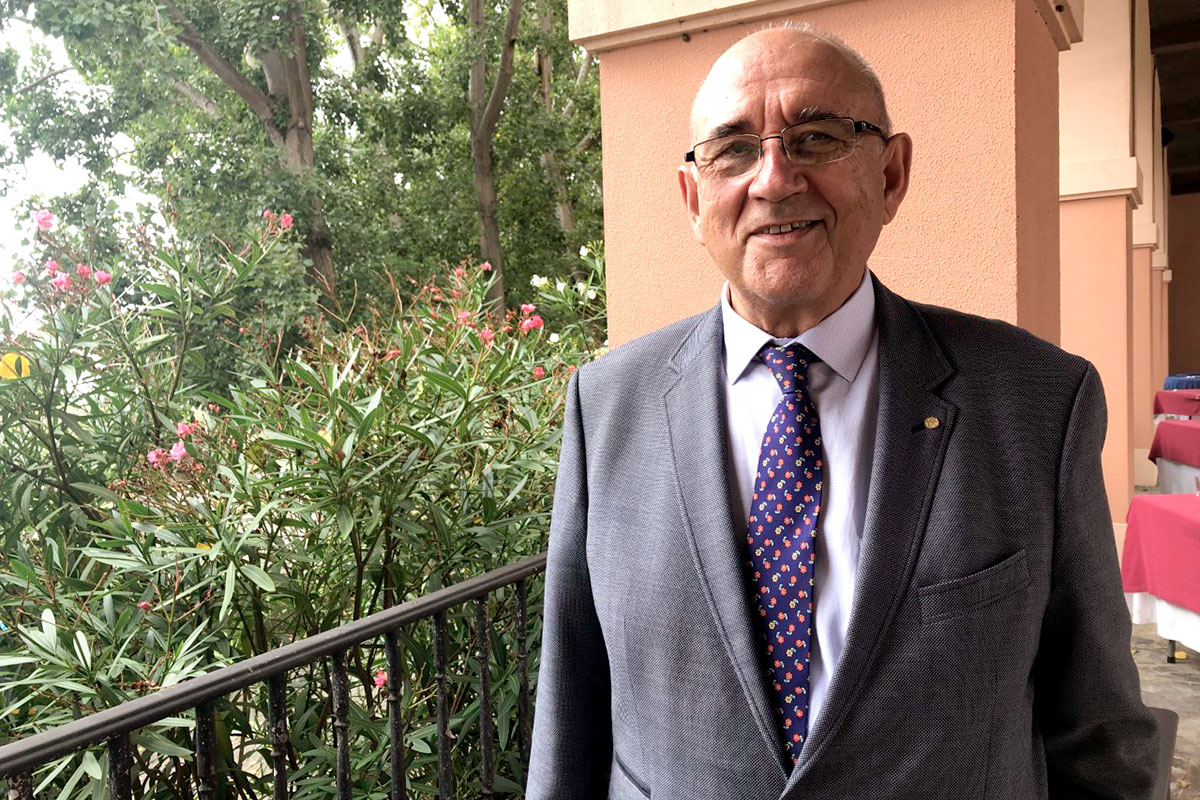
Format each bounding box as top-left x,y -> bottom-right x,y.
527,278 -> 1159,800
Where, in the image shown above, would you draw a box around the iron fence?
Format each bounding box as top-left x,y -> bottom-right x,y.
0,552 -> 547,800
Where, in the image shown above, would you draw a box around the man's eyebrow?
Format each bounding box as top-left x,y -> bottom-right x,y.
702,108 -> 850,141
704,119 -> 753,141
791,107 -> 846,124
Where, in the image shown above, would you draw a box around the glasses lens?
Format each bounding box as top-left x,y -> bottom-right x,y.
780,119 -> 856,164
693,135 -> 761,178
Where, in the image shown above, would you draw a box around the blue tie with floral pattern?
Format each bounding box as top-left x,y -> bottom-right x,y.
744,343 -> 824,765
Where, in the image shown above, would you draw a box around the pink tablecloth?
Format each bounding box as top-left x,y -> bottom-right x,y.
1154,389 -> 1200,416
1123,494 -> 1200,615
1148,419 -> 1200,469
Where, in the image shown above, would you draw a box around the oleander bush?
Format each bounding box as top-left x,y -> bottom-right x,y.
0,208 -> 607,799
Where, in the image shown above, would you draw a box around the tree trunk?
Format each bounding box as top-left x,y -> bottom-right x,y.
468,0 -> 523,309
535,0 -> 583,244
472,130 -> 506,307
167,1 -> 339,307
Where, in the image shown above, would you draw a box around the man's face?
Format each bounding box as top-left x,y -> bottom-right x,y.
678,32 -> 911,336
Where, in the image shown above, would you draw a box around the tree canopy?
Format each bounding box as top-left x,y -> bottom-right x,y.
0,0 -> 602,313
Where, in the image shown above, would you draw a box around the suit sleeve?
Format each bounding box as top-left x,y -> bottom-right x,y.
526,371 -> 613,799
1035,363 -> 1160,798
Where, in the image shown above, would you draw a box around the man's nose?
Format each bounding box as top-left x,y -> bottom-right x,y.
749,137 -> 808,200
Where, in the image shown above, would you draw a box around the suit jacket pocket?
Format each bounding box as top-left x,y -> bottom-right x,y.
918,549 -> 1030,623
609,751 -> 651,799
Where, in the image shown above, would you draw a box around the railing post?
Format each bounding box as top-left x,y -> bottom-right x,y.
433,611 -> 454,800
516,578 -> 532,769
107,733 -> 132,800
475,598 -> 494,799
267,675 -> 290,800
195,701 -> 216,800
384,631 -> 407,800
331,651 -> 352,800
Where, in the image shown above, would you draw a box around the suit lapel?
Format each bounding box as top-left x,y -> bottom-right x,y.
663,307 -> 789,776
786,279 -> 958,791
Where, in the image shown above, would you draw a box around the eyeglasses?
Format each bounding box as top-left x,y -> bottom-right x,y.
685,117 -> 888,179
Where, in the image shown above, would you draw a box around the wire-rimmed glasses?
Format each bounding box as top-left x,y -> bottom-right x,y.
685,117 -> 888,179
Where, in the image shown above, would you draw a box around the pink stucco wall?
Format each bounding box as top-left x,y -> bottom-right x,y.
598,0 -> 1062,347
1168,193 -> 1200,374
1060,195 -> 1134,520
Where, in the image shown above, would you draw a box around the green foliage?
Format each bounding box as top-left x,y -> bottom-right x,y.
0,0 -> 602,314
0,210 -> 607,797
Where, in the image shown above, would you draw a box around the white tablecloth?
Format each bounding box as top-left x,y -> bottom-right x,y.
1126,592 -> 1200,652
1156,459 -> 1200,494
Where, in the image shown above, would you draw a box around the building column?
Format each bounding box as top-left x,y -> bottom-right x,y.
569,0 -> 1079,347
1060,196 -> 1136,521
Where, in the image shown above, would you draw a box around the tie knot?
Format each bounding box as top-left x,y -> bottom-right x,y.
760,343 -> 819,395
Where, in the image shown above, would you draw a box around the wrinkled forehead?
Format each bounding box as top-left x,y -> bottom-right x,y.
690,36 -> 876,142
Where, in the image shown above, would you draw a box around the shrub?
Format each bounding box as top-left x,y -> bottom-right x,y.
0,208 -> 607,798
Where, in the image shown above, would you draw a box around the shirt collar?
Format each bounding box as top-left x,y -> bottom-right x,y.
721,269 -> 877,386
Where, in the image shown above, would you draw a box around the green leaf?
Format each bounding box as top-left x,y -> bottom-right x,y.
219,562 -> 237,621
240,564 -> 276,592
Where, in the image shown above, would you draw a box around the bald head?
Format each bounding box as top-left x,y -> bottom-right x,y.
689,27 -> 890,144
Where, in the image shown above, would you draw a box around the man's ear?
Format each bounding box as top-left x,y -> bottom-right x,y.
677,164 -> 706,244
880,132 -> 912,225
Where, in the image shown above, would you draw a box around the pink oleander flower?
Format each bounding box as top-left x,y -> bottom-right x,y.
456,310 -> 472,324
280,213 -> 293,229
480,261 -> 492,272
33,209 -> 55,231
262,208 -> 273,219
520,303 -> 536,315
44,259 -> 59,274
169,440 -> 187,461
519,315 -> 544,334
454,267 -> 465,278
374,670 -> 387,689
176,421 -> 198,437
76,264 -> 92,279
50,273 -> 70,291
532,365 -> 546,380
146,448 -> 167,467
137,601 -> 151,610
11,271 -> 25,284
95,270 -> 112,285
479,328 -> 495,345
568,365 -> 577,374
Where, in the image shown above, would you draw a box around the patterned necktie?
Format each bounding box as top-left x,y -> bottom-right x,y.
743,343 -> 824,765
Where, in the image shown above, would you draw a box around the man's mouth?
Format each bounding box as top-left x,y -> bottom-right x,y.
753,220 -> 819,235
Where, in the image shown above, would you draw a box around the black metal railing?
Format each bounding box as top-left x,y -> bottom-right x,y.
0,552 -> 547,799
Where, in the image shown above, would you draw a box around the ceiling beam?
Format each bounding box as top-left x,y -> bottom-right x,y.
1152,21 -> 1200,55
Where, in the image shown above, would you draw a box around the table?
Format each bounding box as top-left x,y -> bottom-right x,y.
1164,373 -> 1200,390
1123,494 -> 1200,653
1149,419 -> 1200,493
1153,389 -> 1200,417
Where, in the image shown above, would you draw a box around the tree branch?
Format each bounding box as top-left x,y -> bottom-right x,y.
170,79 -> 219,117
162,0 -> 284,147
480,0 -> 524,136
562,52 -> 592,119
13,67 -> 74,96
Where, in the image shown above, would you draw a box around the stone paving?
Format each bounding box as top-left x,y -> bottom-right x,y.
1133,624 -> 1198,798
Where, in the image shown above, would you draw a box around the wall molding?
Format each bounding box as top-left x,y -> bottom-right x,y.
1060,157 -> 1143,205
1133,221 -> 1159,249
568,0 -> 1083,53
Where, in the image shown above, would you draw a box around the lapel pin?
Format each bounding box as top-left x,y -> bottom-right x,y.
923,416 -> 940,430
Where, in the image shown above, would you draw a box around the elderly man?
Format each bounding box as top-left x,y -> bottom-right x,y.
527,25 -> 1159,800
